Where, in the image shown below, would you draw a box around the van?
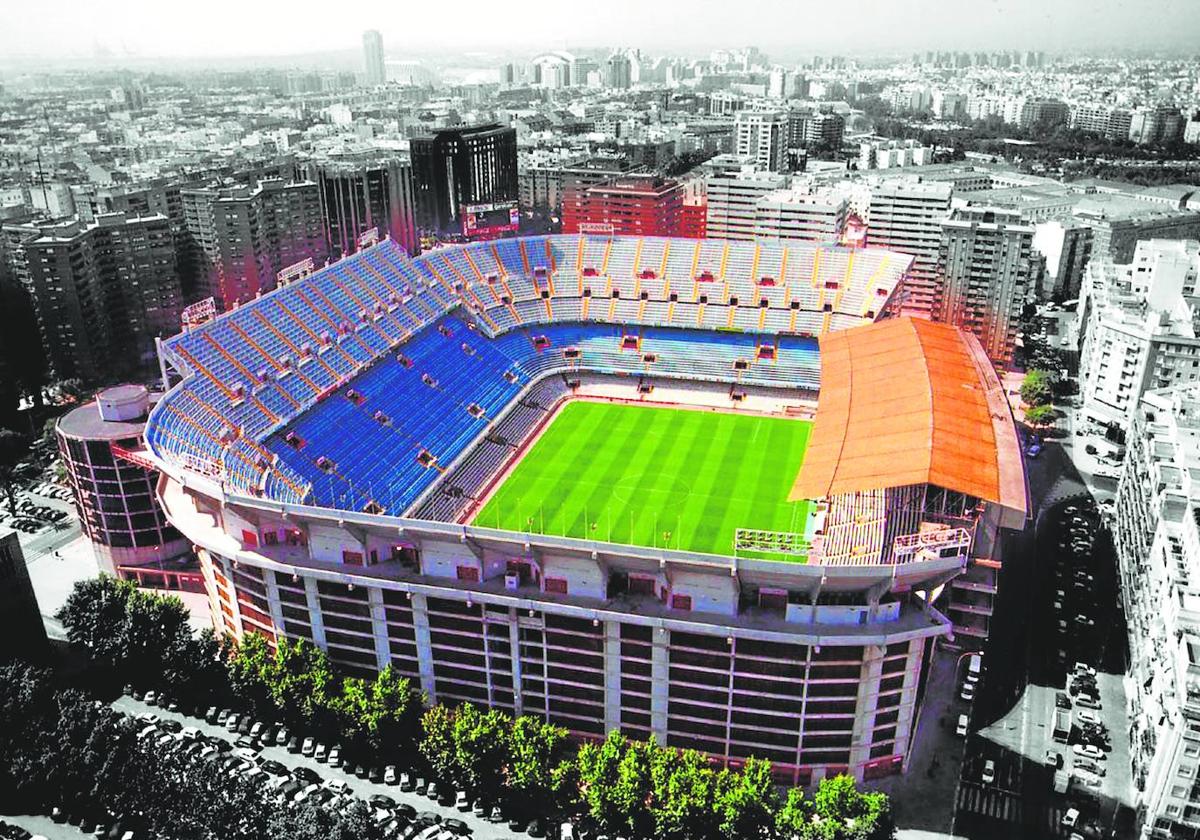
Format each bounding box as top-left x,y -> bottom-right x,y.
966,654 -> 983,683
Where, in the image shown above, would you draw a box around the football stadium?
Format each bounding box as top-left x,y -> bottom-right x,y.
140,233 -> 1027,785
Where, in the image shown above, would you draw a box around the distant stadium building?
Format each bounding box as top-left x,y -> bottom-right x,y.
139,232 -> 1025,785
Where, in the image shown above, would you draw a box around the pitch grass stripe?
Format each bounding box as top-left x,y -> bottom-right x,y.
676,412 -> 737,554
664,410 -> 721,552
688,413 -> 750,554
604,406 -> 677,545
553,403 -> 641,538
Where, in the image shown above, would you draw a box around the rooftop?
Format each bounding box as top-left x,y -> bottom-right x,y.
789,317 -> 1027,516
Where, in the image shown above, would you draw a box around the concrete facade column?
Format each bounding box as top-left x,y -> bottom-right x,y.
848,644 -> 886,779
262,569 -> 286,638
508,613 -> 524,716
219,555 -> 246,639
368,586 -> 391,671
303,575 -> 327,649
895,638 -> 925,772
603,620 -> 622,733
410,592 -> 437,702
650,628 -> 670,741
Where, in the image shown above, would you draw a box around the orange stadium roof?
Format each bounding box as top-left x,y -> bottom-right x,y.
789,317 -> 1027,516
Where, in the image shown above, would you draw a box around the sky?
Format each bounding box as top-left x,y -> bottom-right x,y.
3,0 -> 1198,62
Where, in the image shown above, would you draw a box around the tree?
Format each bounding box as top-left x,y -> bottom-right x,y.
1019,369 -> 1053,407
775,786 -> 812,838
798,774 -> 895,840
505,715 -> 571,818
226,631 -> 276,715
56,575 -> 138,665
333,666 -> 423,758
574,730 -> 636,837
0,427 -> 29,518
120,588 -> 192,687
714,757 -> 779,840
1024,404 -> 1056,428
453,703 -> 513,799
267,638 -> 337,729
419,703 -> 458,782
647,745 -> 720,840
0,661 -> 58,812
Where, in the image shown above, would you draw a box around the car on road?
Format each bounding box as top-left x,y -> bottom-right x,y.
981,760 -> 996,784
956,714 -> 969,737
1077,709 -> 1102,726
1073,743 -> 1105,760
1061,807 -> 1080,829
1074,614 -> 1095,628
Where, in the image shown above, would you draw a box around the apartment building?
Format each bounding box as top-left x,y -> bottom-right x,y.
1078,240 -> 1200,434
733,111 -> 788,172
752,186 -> 849,244
865,179 -> 954,318
1115,384 -> 1200,839
181,179 -> 327,311
704,166 -> 790,240
21,213 -> 182,383
937,206 -> 1035,368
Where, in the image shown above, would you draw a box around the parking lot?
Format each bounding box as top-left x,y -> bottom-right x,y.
111,695 -> 560,840
1,484 -> 72,536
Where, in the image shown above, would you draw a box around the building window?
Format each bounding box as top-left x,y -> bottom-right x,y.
456,565 -> 480,582
342,550 -> 364,566
671,594 -> 692,611
544,577 -> 568,594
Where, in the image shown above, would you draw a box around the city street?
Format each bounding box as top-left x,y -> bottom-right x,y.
110,696 -> 550,840
949,416 -> 1136,839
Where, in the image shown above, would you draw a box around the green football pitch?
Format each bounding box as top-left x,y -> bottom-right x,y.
472,401 -> 815,559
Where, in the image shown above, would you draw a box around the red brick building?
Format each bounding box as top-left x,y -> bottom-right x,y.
562,174 -> 686,236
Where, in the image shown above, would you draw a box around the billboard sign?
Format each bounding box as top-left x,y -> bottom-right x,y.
463,201 -> 520,238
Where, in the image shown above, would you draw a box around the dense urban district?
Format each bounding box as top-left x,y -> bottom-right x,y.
2,33 -> 1200,840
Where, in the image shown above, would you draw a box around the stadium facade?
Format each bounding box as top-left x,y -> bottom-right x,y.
137,233 -> 1026,785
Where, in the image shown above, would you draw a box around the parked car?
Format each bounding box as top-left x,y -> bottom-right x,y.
323,779 -> 351,794
1074,662 -> 1097,678
1076,758 -> 1106,777
399,772 -> 414,791
956,714 -> 969,737
1077,709 -> 1102,726
384,765 -> 398,785
225,713 -> 240,732
301,737 -> 315,756
1073,743 -> 1105,760
204,706 -> 220,723
1076,694 -> 1101,710
1044,750 -> 1061,769
455,791 -> 470,811
1061,807 -> 1080,828
143,690 -> 158,706
292,767 -> 321,784
313,743 -> 327,762
275,727 -> 289,747
326,745 -> 341,767
1055,692 -> 1071,709
981,760 -> 995,784
960,681 -> 976,702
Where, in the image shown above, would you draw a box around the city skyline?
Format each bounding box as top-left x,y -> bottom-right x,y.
3,0 -> 1200,64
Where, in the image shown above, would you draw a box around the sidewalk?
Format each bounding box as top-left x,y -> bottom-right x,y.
870,646 -> 968,838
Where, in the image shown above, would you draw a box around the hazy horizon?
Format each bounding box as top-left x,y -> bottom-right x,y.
3,0 -> 1199,67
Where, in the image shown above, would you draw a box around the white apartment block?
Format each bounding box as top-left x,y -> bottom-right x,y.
864,179 -> 954,320
1115,384 -> 1200,839
753,187 -> 849,244
734,111 -> 788,172
1078,240 -> 1200,433
704,166 -> 790,240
